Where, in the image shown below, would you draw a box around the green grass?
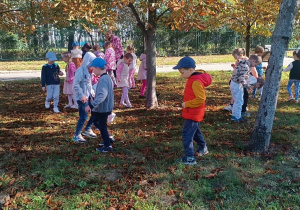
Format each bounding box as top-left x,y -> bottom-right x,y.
0,55 -> 235,71
0,71 -> 299,209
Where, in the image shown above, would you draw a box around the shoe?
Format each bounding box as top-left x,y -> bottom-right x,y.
232,117 -> 247,123
178,156 -> 197,165
251,95 -> 256,99
139,95 -> 146,98
53,107 -> 60,113
82,130 -> 97,138
71,104 -> 78,109
45,101 -> 50,109
96,145 -> 113,153
130,87 -> 136,89
258,96 -> 261,101
125,103 -> 132,108
241,112 -> 251,117
197,146 -> 209,157
72,134 -> 86,143
64,104 -> 72,108
120,102 -> 126,107
99,136 -> 115,146
108,113 -> 116,124
287,96 -> 294,101
224,104 -> 233,111
296,100 -> 299,103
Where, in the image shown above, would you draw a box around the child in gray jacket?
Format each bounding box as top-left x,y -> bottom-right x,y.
85,58 -> 114,153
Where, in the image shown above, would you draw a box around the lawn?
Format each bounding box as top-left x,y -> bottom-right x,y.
0,71 -> 299,209
0,55 -> 235,71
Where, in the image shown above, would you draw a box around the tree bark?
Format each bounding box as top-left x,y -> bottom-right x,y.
245,24 -> 251,57
247,0 -> 299,153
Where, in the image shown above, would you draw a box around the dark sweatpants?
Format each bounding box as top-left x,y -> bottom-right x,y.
241,88 -> 249,113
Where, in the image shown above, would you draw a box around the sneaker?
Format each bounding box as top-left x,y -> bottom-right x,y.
120,102 -> 126,107
64,104 -> 72,108
258,96 -> 261,101
178,156 -> 197,165
197,146 -> 209,157
287,96 -> 294,101
53,107 -> 60,113
45,101 -> 50,109
108,113 -> 116,124
71,104 -> 78,109
241,112 -> 251,117
296,100 -> 299,104
125,103 -> 132,108
99,136 -> 115,146
224,104 -> 233,111
72,135 -> 86,143
96,145 -> 113,153
82,130 -> 97,138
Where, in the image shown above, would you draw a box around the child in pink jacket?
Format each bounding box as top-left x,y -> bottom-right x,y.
137,53 -> 147,98
104,41 -> 117,86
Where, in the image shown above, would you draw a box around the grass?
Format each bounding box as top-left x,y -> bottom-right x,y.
0,71 -> 299,209
0,55 -> 235,71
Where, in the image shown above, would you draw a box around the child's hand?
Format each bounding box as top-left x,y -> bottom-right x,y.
81,96 -> 88,103
117,78 -> 121,82
231,64 -> 235,69
59,71 -> 64,76
182,102 -> 186,108
42,87 -> 46,91
85,106 -> 91,113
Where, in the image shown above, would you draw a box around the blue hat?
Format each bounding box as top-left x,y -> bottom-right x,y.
72,41 -> 79,47
46,52 -> 57,61
87,58 -> 106,69
173,56 -> 196,69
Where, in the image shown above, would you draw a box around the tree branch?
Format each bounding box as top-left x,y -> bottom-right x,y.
127,3 -> 146,36
0,9 -> 23,15
156,8 -> 169,22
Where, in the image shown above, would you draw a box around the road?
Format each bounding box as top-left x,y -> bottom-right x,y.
0,58 -> 293,81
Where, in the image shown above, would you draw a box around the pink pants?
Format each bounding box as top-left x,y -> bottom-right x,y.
129,69 -> 136,88
140,80 -> 147,96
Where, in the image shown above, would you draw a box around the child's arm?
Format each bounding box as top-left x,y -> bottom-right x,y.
283,62 -> 293,72
89,78 -> 109,109
41,66 -> 46,91
250,67 -> 258,78
116,62 -> 124,82
57,65 -> 63,76
73,68 -> 86,102
183,81 -> 206,108
68,63 -> 77,84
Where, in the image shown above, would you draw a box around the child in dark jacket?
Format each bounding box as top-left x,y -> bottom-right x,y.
41,52 -> 63,113
173,56 -> 212,165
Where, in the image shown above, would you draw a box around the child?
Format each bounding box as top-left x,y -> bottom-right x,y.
104,41 -> 117,86
41,52 -> 63,113
252,46 -> 265,100
85,58 -> 115,153
283,50 -> 300,103
116,53 -> 133,107
173,56 -> 212,165
62,52 -> 78,109
82,43 -> 92,59
230,54 -> 262,122
72,56 -> 97,143
93,44 -> 105,59
71,41 -> 82,69
137,53 -> 147,98
126,45 -> 137,89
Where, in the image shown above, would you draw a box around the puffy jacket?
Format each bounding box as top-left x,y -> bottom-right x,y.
182,71 -> 212,122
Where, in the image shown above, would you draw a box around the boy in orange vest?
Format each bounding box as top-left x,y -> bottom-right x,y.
173,56 -> 212,165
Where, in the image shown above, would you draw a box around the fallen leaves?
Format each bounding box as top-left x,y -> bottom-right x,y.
205,168 -> 224,178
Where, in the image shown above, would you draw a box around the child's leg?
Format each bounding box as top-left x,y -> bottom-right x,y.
241,88 -> 249,113
84,115 -> 95,131
72,94 -> 78,106
120,87 -> 126,105
46,85 -> 54,103
294,80 -> 299,101
123,87 -> 131,106
287,79 -> 294,97
67,95 -> 73,105
93,113 -> 111,147
193,123 -> 206,149
130,69 -> 136,88
182,119 -> 197,157
230,81 -> 243,119
140,80 -> 147,96
53,85 -> 60,108
252,87 -> 257,97
74,101 -> 88,136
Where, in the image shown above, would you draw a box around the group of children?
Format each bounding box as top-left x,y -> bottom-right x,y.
41,41 -> 299,164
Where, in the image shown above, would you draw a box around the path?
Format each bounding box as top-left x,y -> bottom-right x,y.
0,58 -> 294,81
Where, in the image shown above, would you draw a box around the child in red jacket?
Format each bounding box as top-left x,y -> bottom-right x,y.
173,56 -> 212,165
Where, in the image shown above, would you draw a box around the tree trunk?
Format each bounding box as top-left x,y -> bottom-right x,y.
245,24 -> 251,57
247,0 -> 299,153
68,30 -> 75,52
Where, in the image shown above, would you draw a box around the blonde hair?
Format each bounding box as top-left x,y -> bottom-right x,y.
93,44 -> 101,51
232,48 -> 246,57
62,52 -> 72,62
126,45 -> 135,53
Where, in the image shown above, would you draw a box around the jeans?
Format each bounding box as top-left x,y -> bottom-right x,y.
93,112 -> 111,147
46,84 -> 60,107
287,79 -> 299,101
230,81 -> 244,119
75,101 -> 94,136
182,119 -> 206,157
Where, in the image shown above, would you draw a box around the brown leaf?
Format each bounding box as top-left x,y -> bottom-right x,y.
137,189 -> 145,198
168,190 -> 175,195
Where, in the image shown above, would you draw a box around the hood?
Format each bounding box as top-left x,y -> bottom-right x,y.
191,71 -> 212,87
139,53 -> 146,61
